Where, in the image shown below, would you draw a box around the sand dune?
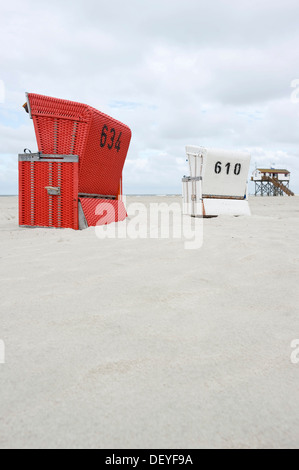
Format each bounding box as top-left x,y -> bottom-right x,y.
0,195 -> 299,449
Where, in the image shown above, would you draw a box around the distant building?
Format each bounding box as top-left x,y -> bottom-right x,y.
251,168 -> 294,196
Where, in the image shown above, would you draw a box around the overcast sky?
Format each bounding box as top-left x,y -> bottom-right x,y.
1,0 -> 299,194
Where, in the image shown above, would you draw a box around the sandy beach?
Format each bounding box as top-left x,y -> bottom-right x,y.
0,195 -> 299,449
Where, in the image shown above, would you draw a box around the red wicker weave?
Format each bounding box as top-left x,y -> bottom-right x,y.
80,198 -> 127,226
28,93 -> 132,197
19,158 -> 79,229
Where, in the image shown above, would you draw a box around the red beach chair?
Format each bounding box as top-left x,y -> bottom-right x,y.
19,93 -> 132,229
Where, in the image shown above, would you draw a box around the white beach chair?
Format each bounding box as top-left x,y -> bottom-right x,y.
182,145 -> 251,217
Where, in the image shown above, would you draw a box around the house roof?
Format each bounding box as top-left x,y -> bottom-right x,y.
257,168 -> 290,174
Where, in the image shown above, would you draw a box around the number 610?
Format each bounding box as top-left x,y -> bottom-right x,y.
215,161 -> 241,175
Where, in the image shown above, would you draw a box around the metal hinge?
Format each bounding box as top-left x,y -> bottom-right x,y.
45,186 -> 61,196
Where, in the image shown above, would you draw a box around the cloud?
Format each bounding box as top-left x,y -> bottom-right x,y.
0,0 -> 299,195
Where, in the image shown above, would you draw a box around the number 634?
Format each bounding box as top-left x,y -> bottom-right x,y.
100,124 -> 122,152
